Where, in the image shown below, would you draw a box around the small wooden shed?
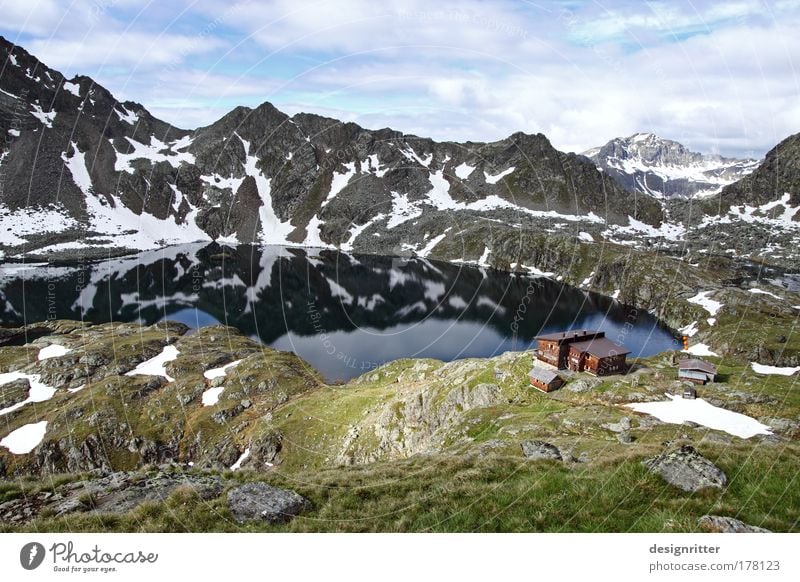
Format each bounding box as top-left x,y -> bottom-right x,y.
528,367 -> 564,392
678,358 -> 717,385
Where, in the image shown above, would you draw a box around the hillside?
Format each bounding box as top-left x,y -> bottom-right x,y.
0,315 -> 798,532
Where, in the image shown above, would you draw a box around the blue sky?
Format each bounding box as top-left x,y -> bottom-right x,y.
1,0 -> 799,157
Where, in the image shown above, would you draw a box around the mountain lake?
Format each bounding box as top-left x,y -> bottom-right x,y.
0,243 -> 679,381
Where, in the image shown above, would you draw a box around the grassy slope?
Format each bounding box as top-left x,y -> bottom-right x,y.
3,439 -> 797,533
5,347 -> 797,533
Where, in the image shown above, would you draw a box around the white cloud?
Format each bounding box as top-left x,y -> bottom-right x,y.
27,32 -> 226,71
2,0 -> 799,158
0,0 -> 68,36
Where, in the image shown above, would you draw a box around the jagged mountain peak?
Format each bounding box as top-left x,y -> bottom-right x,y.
583,133 -> 761,198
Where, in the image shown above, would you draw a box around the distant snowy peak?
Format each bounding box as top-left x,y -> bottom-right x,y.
583,133 -> 760,199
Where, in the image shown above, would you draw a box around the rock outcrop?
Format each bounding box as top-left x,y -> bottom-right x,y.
520,440 -> 563,461
227,482 -> 311,524
644,445 -> 727,492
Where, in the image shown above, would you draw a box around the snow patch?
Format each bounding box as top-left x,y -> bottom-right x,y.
484,167 -> 515,184
239,135 -> 295,245
387,192 -> 423,229
687,290 -> 723,317
30,104 -> 55,128
62,81 -> 80,96
1,421 -> 48,454
626,394 -> 771,439
366,154 -> 388,177
749,288 -> 782,300
683,343 -> 718,357
417,231 -> 449,258
38,344 -> 70,360
114,105 -> 138,125
454,162 -> 475,179
400,146 -> 432,167
477,247 -> 491,267
0,204 -> 78,246
203,359 -> 243,380
341,213 -> 386,252
230,447 -> 250,471
124,345 -> 179,382
0,372 -> 58,416
605,216 -> 686,240
322,162 -> 356,207
63,145 -> 210,250
201,386 -> 225,406
750,362 -> 800,376
114,136 -> 195,173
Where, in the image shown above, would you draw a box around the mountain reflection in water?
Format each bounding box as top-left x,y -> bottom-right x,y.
0,243 -> 678,381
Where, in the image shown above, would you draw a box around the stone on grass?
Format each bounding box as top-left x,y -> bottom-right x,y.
520,440 -> 562,461
644,445 -> 727,492
699,515 -> 771,533
227,482 -> 310,524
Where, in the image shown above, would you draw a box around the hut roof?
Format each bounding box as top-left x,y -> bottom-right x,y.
679,358 -> 717,375
569,336 -> 631,358
528,367 -> 560,384
535,329 -> 603,343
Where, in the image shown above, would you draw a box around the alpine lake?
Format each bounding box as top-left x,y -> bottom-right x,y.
0,243 -> 679,382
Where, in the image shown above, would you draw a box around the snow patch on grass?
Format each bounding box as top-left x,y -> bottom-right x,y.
750,362 -> 800,376
749,288 -> 782,300
125,345 -> 180,382
1,421 -> 48,454
203,359 -> 243,380
38,344 -> 70,360
626,394 -> 771,439
687,290 -> 723,316
201,386 -> 225,406
683,343 -> 718,356
0,372 -> 58,416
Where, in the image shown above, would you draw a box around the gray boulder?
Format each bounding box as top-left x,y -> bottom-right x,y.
565,377 -> 602,393
698,515 -> 771,533
520,440 -> 562,461
227,482 -> 310,524
644,445 -> 727,492
0,377 -> 30,409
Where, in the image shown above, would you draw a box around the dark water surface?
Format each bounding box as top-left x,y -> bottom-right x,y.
0,244 -> 679,381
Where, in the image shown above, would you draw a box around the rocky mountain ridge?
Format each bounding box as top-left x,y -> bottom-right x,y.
0,35 -> 661,261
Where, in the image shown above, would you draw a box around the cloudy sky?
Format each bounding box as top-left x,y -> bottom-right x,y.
1,0 -> 798,157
